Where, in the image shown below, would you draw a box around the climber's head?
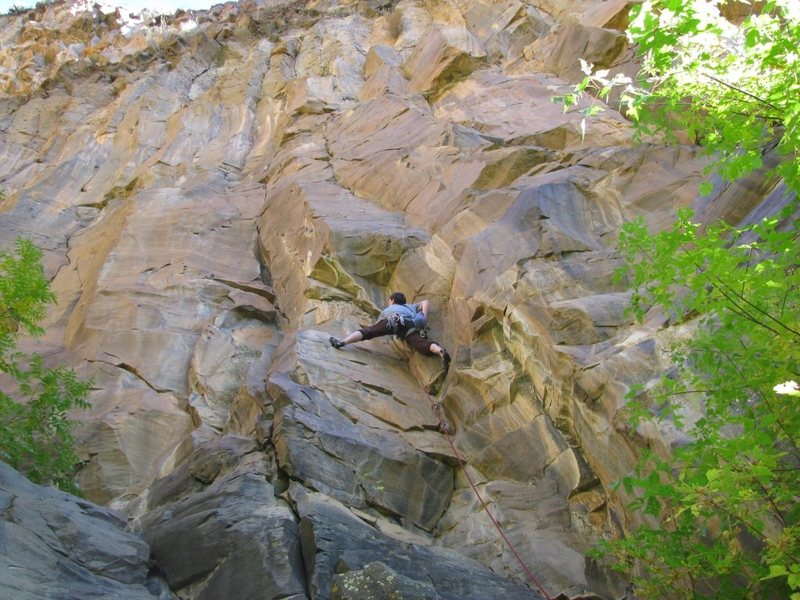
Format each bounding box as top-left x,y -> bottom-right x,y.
388,292 -> 406,305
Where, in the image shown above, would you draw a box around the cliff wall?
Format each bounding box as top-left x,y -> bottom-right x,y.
0,1 -> 784,598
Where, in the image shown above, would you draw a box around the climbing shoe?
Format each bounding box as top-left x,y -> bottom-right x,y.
329,336 -> 345,349
440,349 -> 451,372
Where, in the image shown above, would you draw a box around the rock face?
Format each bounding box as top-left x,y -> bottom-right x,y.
0,461 -> 173,599
0,0 -> 788,599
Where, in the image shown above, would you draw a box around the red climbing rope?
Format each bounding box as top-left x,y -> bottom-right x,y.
424,388 -> 553,600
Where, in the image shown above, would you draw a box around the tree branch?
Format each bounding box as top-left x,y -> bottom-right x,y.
702,73 -> 781,112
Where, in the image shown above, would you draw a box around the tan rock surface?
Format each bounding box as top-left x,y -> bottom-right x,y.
0,1 -> 789,598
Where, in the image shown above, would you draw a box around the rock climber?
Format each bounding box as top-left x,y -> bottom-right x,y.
329,292 -> 451,372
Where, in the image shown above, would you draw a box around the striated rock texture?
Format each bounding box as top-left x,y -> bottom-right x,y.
0,0 -> 787,598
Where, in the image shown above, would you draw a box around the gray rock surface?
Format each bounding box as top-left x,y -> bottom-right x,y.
292,485 -> 543,600
136,436 -> 307,600
0,461 -> 172,600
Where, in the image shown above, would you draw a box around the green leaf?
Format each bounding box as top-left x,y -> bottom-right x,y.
0,238 -> 91,492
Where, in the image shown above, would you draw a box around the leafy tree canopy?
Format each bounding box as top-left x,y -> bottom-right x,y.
601,210 -> 800,599
0,237 -> 90,493
561,0 -> 800,195
556,1 -> 800,598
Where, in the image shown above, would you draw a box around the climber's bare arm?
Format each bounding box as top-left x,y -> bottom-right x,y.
418,300 -> 430,318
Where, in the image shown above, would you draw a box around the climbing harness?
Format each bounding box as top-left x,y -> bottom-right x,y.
385,312 -> 411,336
419,375 -> 553,600
385,305 -> 429,338
386,313 -> 428,337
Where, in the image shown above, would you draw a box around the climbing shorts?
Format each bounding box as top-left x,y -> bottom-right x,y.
405,330 -> 437,356
358,320 -> 437,356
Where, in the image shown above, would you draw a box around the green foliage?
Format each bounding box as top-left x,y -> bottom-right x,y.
556,0 -> 800,195
0,239 -> 90,493
599,210 -> 800,599
6,4 -> 31,15
553,3 -> 800,595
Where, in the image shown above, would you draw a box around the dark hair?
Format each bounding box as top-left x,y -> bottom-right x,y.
389,292 -> 406,305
